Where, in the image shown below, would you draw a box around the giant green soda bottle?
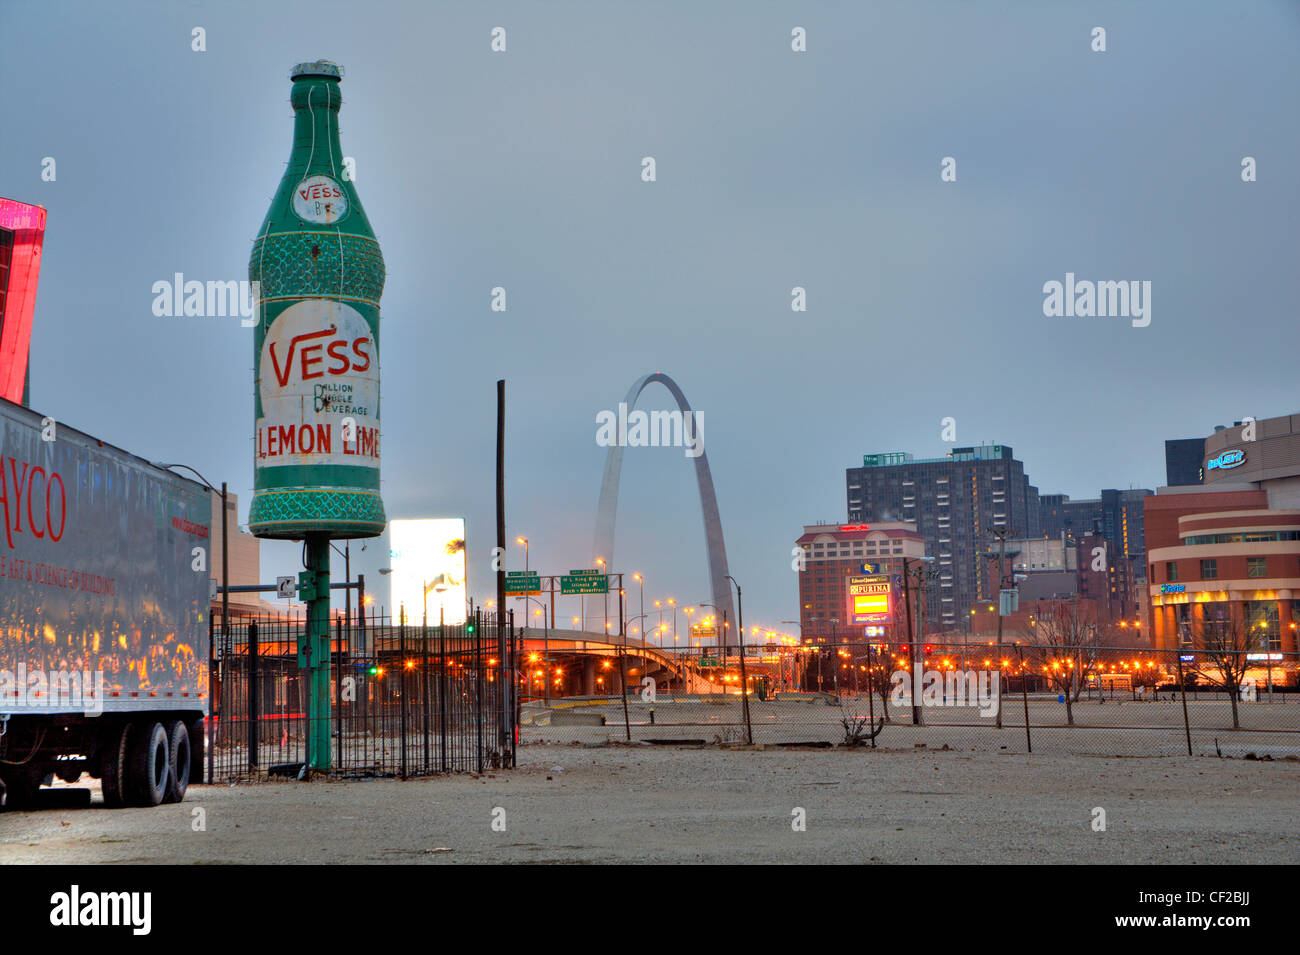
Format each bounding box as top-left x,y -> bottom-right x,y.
248,60 -> 385,540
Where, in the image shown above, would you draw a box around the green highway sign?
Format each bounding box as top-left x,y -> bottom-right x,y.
561,572 -> 608,595
504,571 -> 541,595
699,657 -> 719,668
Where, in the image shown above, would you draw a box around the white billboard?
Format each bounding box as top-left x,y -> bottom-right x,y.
389,518 -> 467,625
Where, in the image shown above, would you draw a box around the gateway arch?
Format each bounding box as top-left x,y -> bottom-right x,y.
593,373 -> 735,645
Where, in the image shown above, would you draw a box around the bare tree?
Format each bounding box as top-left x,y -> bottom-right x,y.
1030,599 -> 1109,726
865,644 -> 893,723
1191,604 -> 1257,730
838,701 -> 885,747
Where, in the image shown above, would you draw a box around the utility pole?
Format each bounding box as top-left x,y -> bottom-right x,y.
495,380 -> 509,755
991,526 -> 1011,730
617,573 -> 630,740
903,557 -> 921,725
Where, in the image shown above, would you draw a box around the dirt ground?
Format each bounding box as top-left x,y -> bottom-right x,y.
3,743 -> 1298,864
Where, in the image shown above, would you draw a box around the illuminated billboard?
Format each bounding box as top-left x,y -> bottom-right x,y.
0,197 -> 47,405
389,518 -> 466,625
848,574 -> 892,624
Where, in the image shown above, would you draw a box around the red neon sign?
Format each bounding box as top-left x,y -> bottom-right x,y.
0,198 -> 46,405
840,524 -> 871,531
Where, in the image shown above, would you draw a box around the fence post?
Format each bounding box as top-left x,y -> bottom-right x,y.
248,620 -> 259,771
422,611 -> 430,775
1176,652 -> 1193,756
1017,644 -> 1031,754
440,607 -> 448,772
400,607 -> 408,779
618,580 -> 631,741
335,614 -> 343,772
504,610 -> 514,767
475,608 -> 484,774
512,618 -> 519,768
498,608 -> 510,758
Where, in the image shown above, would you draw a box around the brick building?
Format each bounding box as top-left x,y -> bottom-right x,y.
794,522 -> 926,645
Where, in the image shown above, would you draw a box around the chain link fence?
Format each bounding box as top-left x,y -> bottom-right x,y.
515,642 -> 1300,758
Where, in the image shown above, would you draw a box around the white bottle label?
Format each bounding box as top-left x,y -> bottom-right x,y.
292,174 -> 348,224
256,299 -> 378,469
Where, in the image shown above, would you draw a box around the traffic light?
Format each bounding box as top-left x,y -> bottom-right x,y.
466,620 -> 476,635
924,645 -> 933,655
366,662 -> 379,677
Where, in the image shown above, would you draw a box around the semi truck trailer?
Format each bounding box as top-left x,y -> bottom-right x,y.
0,397 -> 211,808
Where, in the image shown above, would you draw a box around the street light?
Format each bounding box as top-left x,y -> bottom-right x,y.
781,620 -> 804,690
633,573 -> 645,652
594,556 -> 608,633
517,597 -> 550,705
627,612 -> 652,656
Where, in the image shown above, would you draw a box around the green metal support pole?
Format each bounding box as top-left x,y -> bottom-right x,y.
307,533 -> 332,770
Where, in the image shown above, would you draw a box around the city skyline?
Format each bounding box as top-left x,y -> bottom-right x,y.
2,0 -> 1297,629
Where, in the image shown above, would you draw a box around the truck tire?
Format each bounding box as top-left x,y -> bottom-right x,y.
127,721 -> 170,807
0,766 -> 41,810
163,720 -> 190,803
100,722 -> 132,808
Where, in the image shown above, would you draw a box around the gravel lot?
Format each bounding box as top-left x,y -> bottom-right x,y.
3,743 -> 1298,864
522,695 -> 1300,758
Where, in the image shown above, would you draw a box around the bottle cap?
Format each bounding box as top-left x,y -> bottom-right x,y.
291,60 -> 344,80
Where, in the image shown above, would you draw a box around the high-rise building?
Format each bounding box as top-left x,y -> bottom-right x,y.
1039,494 -> 1103,543
1100,488 -> 1152,566
1039,488 -> 1152,573
846,446 -> 1038,631
1165,438 -> 1204,487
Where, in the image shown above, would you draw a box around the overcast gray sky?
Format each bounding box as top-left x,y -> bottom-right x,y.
2,0 -> 1297,632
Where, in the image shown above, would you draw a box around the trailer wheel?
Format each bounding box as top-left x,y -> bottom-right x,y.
163,720 -> 191,804
100,722 -> 132,808
0,767 -> 41,810
127,721 -> 170,807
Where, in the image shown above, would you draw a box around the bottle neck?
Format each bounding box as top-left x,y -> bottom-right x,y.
289,79 -> 344,177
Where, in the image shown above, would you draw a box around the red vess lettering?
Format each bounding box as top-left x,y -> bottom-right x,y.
326,339 -> 350,374
268,330 -> 373,386
299,341 -> 325,380
268,328 -> 332,387
351,337 -> 371,371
